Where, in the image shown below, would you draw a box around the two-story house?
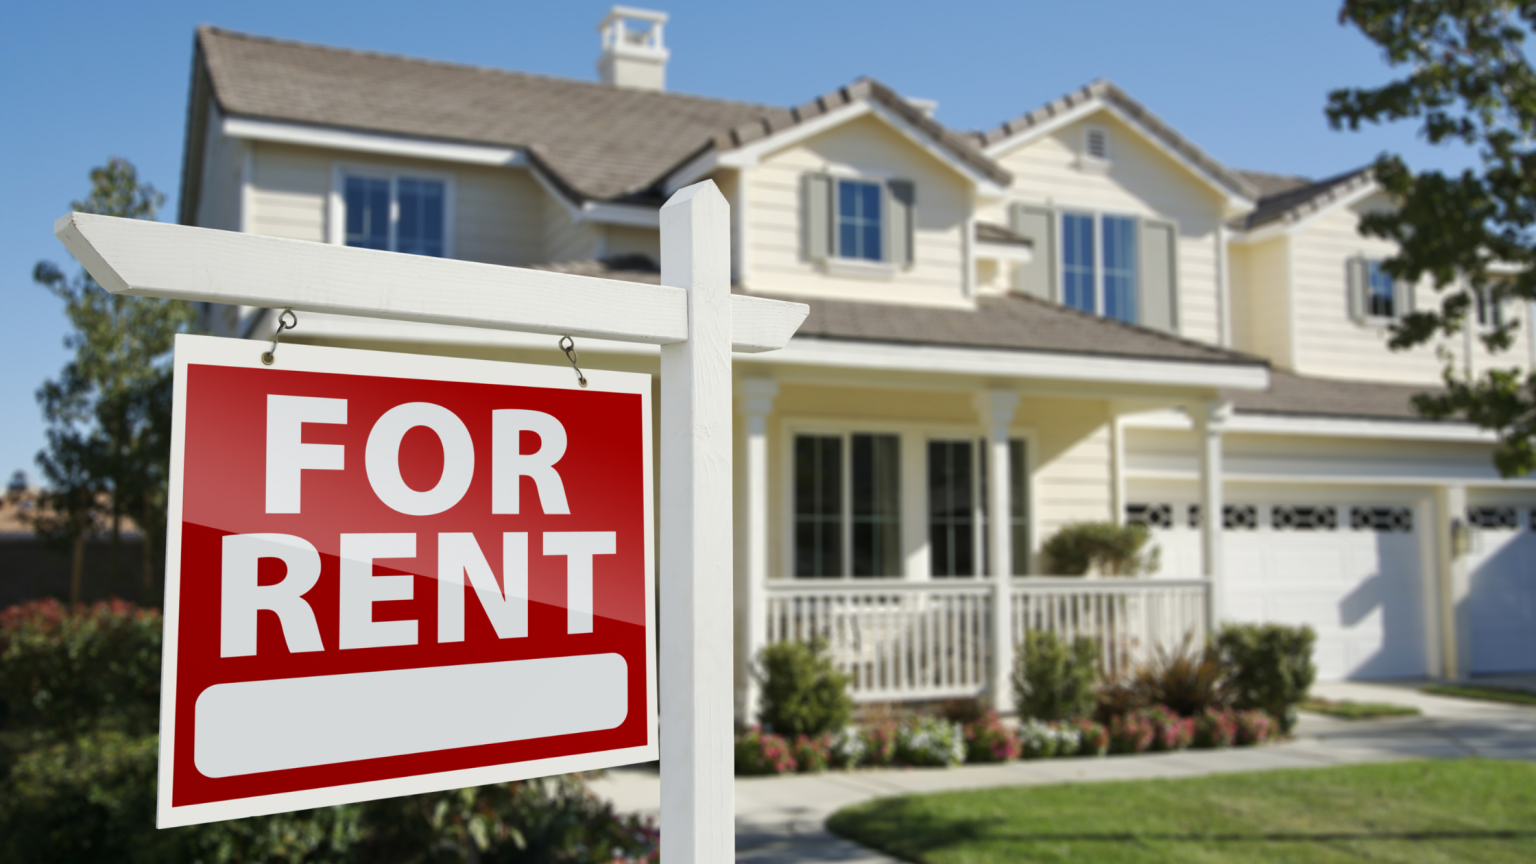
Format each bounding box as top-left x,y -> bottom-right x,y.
177,11 -> 1536,719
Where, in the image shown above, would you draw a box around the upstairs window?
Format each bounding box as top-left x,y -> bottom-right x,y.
1062,213 -> 1097,313
1367,261 -> 1396,318
1346,257 -> 1413,323
837,179 -> 884,262
1102,215 -> 1139,323
341,172 -> 447,257
1061,212 -> 1139,324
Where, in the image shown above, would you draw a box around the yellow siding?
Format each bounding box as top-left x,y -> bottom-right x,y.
982,111 -> 1229,344
1025,398 -> 1114,567
1286,193 -> 1531,384
542,191 -> 599,263
744,113 -> 971,307
604,225 -> 660,263
245,142 -> 548,266
1230,236 -> 1293,368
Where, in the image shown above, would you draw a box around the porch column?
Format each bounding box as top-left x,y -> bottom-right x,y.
976,391 -> 1019,712
738,378 -> 778,725
1434,484 -> 1469,679
1194,401 -> 1230,632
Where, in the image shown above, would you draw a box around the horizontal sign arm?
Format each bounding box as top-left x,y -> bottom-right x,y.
55,213 -> 808,354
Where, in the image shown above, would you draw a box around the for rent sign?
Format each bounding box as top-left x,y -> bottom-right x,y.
157,335 -> 656,827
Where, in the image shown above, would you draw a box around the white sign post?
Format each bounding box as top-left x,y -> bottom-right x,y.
56,181 -> 806,864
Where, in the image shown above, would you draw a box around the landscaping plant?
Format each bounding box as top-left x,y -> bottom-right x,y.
735,727 -> 796,775
1146,704 -> 1194,751
1017,719 -> 1060,760
829,726 -> 867,769
1216,623 -> 1317,733
1108,711 -> 1155,754
895,716 -> 966,767
1040,521 -> 1160,576
1235,709 -> 1274,746
1051,721 -> 1083,757
860,721 -> 899,767
792,734 -> 832,773
1013,630 -> 1100,722
1193,708 -> 1237,748
1133,636 -> 1233,717
754,638 -> 854,737
963,711 -> 1021,763
1069,718 -> 1110,757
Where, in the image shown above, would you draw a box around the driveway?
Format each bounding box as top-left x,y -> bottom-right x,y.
588,681 -> 1536,863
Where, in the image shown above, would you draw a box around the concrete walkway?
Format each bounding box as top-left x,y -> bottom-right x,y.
589,681 -> 1536,863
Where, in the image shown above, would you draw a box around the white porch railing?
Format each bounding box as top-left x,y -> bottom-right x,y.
762,577 -> 1209,702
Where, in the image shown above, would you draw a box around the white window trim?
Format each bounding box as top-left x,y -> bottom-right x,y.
831,176 -> 887,265
779,417 -> 1037,581
1058,208 -> 1140,322
1362,259 -> 1400,324
328,162 -> 457,258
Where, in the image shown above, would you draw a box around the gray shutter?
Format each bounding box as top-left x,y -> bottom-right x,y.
1346,256 -> 1368,322
1138,219 -> 1178,333
1009,203 -> 1056,300
802,172 -> 833,261
1394,277 -> 1415,320
886,179 -> 915,267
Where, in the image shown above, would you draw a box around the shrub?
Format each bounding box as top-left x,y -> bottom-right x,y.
1018,719 -> 1059,759
963,711 -> 1020,763
1235,709 -> 1274,746
0,599 -> 162,741
1133,637 -> 1233,718
1146,705 -> 1194,751
861,721 -> 899,767
895,717 -> 965,767
1094,677 -> 1151,723
755,639 -> 853,738
1108,711 -> 1155,754
1014,630 -> 1100,722
1193,708 -> 1237,749
1051,721 -> 1083,757
735,727 -> 796,775
829,726 -> 867,769
792,734 -> 831,773
1069,718 -> 1109,756
1041,522 -> 1159,576
1216,623 -> 1317,733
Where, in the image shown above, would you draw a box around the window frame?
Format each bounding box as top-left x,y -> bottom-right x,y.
1364,259 -> 1398,321
328,163 -> 456,258
779,417 -> 1038,581
1057,209 -> 1141,324
833,177 -> 887,263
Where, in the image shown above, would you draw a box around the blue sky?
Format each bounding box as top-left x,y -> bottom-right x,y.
0,0 -> 1473,485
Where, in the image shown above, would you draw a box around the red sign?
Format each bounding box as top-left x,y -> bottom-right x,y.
157,335 -> 656,827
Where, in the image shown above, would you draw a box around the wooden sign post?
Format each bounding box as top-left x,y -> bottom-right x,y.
56,180 -> 806,864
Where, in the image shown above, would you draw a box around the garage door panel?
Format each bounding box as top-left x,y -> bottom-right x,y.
1468,525 -> 1536,674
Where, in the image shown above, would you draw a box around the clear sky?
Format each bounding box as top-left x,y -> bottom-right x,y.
0,0 -> 1474,486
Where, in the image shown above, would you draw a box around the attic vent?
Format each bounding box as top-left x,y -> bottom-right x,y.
1085,127 -> 1110,160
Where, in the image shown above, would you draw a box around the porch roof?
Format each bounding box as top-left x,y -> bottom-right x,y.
1225,368 -> 1443,422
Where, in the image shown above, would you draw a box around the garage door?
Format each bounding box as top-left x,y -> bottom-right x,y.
1466,505 -> 1536,675
1130,500 -> 1428,680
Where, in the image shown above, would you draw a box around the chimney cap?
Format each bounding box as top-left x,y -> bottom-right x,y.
599,6 -> 669,29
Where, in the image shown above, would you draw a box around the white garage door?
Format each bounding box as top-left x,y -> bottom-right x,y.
1132,500 -> 1428,680
1466,505 -> 1536,675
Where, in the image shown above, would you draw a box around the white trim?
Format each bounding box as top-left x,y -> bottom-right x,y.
973,240 -> 1033,264
664,100 -> 1008,198
769,336 -> 1269,390
1123,407 -> 1495,443
982,100 -> 1253,210
1126,468 -> 1536,489
223,115 -> 525,167
157,335 -> 658,827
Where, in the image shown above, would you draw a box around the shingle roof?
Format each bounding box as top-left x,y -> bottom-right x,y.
970,80 -> 1259,202
1235,167 -> 1374,231
192,27 -> 1010,202
531,258 -> 1262,367
1225,368 -> 1442,422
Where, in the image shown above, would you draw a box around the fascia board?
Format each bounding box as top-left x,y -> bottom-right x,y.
980,100 -> 1101,157
222,115 -> 525,167
1123,408 -> 1493,443
662,148 -> 723,196
768,337 -> 1269,390
581,202 -> 660,228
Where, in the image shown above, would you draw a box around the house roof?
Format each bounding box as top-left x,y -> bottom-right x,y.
1235,167 -> 1374,231
534,258 -> 1262,368
974,222 -> 1032,247
191,27 -> 1010,203
1225,368 -> 1440,422
970,80 -> 1260,202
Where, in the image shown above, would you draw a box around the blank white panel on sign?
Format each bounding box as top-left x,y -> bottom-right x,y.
194,654 -> 628,778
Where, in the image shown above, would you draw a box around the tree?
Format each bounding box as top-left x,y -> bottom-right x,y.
30,159 -> 196,600
1328,0 -> 1536,476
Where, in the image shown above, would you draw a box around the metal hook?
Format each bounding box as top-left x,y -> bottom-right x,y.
261,308 -> 298,366
559,335 -> 588,388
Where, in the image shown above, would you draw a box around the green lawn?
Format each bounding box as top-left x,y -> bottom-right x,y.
827,760 -> 1536,863
1300,697 -> 1421,720
1423,684 -> 1536,707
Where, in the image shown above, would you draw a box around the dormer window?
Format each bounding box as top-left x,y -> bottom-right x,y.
837,179 -> 884,262
1346,257 -> 1414,323
1085,127 -> 1111,161
1366,261 -> 1396,318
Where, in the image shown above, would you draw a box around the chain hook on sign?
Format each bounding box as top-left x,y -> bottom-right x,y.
559,335 -> 588,388
261,308 -> 298,366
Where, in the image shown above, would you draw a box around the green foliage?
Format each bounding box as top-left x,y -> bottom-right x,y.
1328,2 -> 1536,476
1215,622 -> 1317,733
1013,630 -> 1100,722
1422,682 -> 1536,706
30,158 -> 197,591
1040,522 -> 1159,576
0,599 -> 161,744
1301,697 -> 1421,719
1130,636 -> 1234,717
894,716 -> 965,767
754,638 -> 853,737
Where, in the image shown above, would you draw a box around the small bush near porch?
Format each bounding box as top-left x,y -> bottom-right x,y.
828,760 -> 1536,863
